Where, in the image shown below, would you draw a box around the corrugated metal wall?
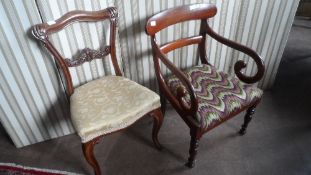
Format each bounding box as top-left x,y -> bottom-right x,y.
0,0 -> 74,147
0,0 -> 299,147
117,0 -> 300,90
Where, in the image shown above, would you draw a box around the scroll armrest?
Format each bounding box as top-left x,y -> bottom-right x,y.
206,24 -> 265,84
151,39 -> 199,126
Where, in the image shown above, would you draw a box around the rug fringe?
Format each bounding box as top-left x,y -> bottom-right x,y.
0,163 -> 83,175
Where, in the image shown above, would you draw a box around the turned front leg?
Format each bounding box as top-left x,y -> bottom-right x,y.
186,129 -> 201,168
239,106 -> 256,135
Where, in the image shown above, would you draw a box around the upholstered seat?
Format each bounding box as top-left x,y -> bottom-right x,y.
71,75 -> 161,143
166,64 -> 262,130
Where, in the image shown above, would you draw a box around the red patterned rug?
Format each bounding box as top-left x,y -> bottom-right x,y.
0,163 -> 81,175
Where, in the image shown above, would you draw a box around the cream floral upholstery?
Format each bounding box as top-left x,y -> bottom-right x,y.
166,64 -> 263,131
70,75 -> 161,143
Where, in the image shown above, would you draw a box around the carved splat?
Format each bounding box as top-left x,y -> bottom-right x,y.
64,46 -> 110,67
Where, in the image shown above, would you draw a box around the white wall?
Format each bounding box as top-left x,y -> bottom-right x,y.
0,0 -> 299,147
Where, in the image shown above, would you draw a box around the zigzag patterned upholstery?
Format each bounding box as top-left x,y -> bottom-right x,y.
166,64 -> 263,130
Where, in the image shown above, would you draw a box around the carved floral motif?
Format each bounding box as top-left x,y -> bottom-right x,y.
31,25 -> 48,43
64,46 -> 110,67
107,7 -> 118,18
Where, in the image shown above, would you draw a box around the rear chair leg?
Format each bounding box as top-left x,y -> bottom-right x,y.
82,139 -> 101,175
150,107 -> 164,150
239,105 -> 256,135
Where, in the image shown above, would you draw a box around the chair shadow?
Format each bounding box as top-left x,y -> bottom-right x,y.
30,98 -> 90,174
125,122 -> 187,163
0,124 -> 16,146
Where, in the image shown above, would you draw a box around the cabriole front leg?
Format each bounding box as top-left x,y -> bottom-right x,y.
82,139 -> 101,175
150,107 -> 164,150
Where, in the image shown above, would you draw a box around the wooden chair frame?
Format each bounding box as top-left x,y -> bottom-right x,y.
32,7 -> 163,175
146,4 -> 265,167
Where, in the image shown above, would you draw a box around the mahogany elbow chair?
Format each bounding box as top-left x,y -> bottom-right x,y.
31,7 -> 163,175
146,4 -> 265,168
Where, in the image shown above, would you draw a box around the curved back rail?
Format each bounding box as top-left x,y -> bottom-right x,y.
160,36 -> 203,54
31,7 -> 122,96
146,4 -> 217,35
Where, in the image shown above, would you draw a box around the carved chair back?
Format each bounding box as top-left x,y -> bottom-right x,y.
32,7 -> 122,96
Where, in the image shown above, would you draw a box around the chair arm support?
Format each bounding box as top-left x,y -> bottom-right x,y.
205,24 -> 265,84
151,38 -> 199,127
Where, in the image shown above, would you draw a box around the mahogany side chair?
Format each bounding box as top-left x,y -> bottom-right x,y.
32,7 -> 163,175
146,4 -> 265,168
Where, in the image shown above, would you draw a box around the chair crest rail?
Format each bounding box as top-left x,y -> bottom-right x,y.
146,4 -> 217,35
37,7 -> 118,35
